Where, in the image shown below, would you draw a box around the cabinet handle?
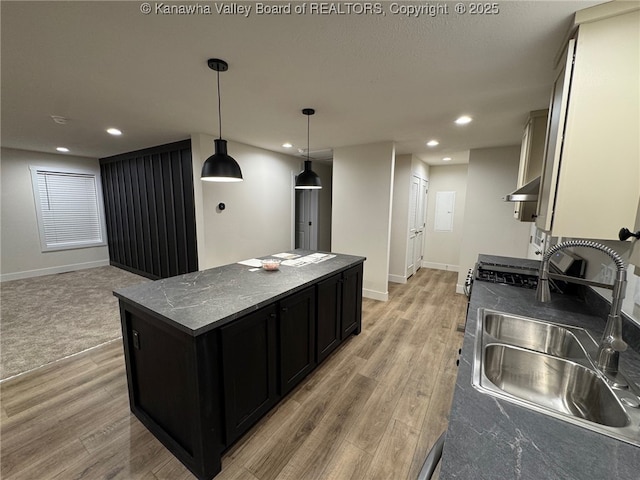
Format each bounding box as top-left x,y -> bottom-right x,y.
619,227 -> 640,241
269,313 -> 277,319
281,307 -> 288,312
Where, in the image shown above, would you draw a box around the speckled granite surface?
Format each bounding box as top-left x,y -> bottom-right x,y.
440,255 -> 640,480
114,250 -> 365,336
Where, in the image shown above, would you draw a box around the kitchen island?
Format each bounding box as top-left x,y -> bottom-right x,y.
114,250 -> 365,480
440,255 -> 640,479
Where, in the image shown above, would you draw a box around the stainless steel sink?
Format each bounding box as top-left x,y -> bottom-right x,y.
484,344 -> 629,427
483,312 -> 587,360
473,309 -> 640,446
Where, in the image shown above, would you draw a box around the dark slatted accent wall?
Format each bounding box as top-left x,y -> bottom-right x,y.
100,140 -> 198,279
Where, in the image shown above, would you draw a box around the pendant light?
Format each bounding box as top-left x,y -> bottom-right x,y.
295,108 -> 322,190
201,58 -> 243,182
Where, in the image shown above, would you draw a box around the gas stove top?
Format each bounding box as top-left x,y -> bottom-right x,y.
475,262 -> 541,289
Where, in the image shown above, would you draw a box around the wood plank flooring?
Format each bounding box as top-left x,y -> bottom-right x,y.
0,268 -> 465,480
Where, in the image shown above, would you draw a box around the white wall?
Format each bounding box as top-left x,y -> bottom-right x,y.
457,146 -> 531,291
191,134 -> 333,268
423,163 -> 468,272
389,154 -> 431,283
411,156 -> 429,180
0,147 -> 110,281
332,141 -> 395,301
389,154 -> 411,282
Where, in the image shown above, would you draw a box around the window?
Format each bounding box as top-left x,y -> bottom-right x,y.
30,167 -> 107,252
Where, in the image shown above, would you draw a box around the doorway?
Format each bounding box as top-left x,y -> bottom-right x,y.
406,175 -> 428,279
295,189 -> 319,250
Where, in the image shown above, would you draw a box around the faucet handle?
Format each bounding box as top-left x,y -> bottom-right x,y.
597,345 -> 621,376
610,338 -> 628,353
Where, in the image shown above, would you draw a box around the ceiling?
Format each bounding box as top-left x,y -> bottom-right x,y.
1,1 -> 603,166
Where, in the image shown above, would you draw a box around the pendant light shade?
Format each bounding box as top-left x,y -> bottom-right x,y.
295,108 -> 322,190
296,160 -> 322,189
201,58 -> 243,182
201,139 -> 243,182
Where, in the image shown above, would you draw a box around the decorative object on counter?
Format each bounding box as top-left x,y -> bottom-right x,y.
536,240 -> 628,383
201,58 -> 243,183
261,258 -> 281,271
295,108 -> 322,190
619,227 -> 640,241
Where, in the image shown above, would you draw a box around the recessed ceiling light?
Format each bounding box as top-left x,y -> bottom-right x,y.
56,147 -> 69,153
455,116 -> 472,125
282,143 -> 293,148
426,140 -> 439,147
442,157 -> 452,162
106,128 -> 122,136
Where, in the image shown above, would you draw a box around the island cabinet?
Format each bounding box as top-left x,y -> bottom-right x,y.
340,264 -> 364,339
115,251 -> 365,480
279,286 -> 316,396
316,264 -> 364,362
316,274 -> 342,362
217,286 -> 317,445
220,305 -> 278,444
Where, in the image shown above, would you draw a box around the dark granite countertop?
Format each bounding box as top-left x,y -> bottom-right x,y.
114,250 -> 365,336
440,255 -> 640,479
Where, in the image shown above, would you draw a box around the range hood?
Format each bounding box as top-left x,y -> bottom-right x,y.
503,176 -> 540,202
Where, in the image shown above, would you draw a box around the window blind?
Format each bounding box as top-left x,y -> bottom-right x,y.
31,168 -> 106,251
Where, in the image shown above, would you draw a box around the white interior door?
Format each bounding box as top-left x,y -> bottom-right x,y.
414,179 -> 428,271
406,176 -> 420,278
295,190 -> 318,250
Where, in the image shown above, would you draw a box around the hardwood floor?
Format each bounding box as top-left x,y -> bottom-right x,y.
0,268 -> 465,480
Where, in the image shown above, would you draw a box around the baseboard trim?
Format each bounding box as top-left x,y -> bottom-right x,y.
363,288 -> 388,302
455,284 -> 466,295
388,274 -> 407,284
422,261 -> 460,272
0,259 -> 111,282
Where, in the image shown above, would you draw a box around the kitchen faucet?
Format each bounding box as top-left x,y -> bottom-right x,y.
536,240 -> 628,383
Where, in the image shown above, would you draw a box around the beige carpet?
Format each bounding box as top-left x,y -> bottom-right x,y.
0,265 -> 150,379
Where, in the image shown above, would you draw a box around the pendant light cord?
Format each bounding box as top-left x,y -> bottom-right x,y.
217,69 -> 222,139
307,113 -> 310,161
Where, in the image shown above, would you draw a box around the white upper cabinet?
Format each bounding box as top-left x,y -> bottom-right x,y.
514,109 -> 548,222
536,4 -> 640,240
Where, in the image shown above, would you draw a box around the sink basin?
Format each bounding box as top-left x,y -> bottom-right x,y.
484,344 -> 629,427
473,309 -> 640,447
484,312 -> 587,360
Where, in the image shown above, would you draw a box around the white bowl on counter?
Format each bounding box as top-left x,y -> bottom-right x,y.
261,259 -> 281,271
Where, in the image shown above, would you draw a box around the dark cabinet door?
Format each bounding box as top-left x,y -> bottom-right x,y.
316,273 -> 342,363
341,264 -> 363,339
279,286 -> 316,396
126,311 -> 196,456
220,304 -> 277,444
